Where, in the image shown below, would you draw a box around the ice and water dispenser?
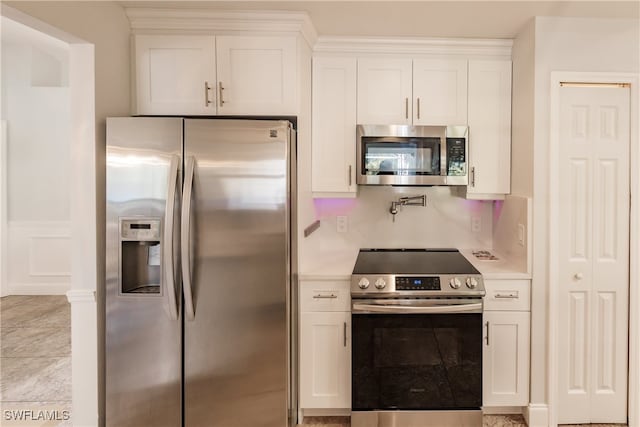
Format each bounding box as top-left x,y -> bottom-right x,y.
119,218 -> 162,295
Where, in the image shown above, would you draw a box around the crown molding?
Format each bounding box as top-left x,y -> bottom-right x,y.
125,8 -> 318,47
313,36 -> 513,58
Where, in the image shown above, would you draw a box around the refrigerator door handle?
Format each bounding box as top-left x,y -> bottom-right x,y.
164,155 -> 180,321
181,156 -> 196,321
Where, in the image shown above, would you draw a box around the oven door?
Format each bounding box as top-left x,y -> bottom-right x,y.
351,299 -> 482,413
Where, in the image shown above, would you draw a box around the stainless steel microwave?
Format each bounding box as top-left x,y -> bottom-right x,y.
356,124 -> 468,186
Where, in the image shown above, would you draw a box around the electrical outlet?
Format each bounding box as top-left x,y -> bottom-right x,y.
471,216 -> 481,233
336,216 -> 348,233
518,223 -> 526,246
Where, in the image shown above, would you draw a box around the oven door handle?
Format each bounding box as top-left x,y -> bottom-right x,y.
351,302 -> 483,314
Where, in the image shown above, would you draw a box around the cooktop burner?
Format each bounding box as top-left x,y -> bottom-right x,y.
351,248 -> 484,297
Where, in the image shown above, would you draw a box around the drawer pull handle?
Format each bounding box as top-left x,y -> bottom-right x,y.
313,294 -> 338,299
494,292 -> 519,299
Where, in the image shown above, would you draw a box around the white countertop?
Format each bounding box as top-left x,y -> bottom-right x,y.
459,248 -> 531,280
299,248 -> 531,281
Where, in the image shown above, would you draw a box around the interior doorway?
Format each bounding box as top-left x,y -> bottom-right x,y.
0,5 -> 97,426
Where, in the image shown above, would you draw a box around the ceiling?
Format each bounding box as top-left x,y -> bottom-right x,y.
1,16 -> 69,59
118,1 -> 639,39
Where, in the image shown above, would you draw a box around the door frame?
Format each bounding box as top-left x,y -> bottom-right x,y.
548,71 -> 639,427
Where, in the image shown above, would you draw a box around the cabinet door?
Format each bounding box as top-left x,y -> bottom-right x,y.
135,35 -> 216,115
357,58 -> 412,125
300,311 -> 351,409
413,58 -> 467,125
483,311 -> 530,406
467,60 -> 512,199
216,36 -> 297,115
312,57 -> 357,196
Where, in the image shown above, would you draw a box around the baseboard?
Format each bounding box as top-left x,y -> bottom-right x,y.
524,404 -> 549,427
483,406 -> 524,415
301,408 -> 351,417
7,282 -> 70,295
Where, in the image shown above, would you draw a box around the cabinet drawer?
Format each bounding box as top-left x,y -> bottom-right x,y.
483,280 -> 530,311
300,280 -> 351,312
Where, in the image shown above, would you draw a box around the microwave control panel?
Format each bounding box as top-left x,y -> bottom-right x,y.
446,137 -> 467,176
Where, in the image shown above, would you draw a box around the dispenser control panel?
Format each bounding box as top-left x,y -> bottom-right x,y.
120,218 -> 161,241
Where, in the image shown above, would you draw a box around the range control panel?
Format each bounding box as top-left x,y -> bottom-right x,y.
396,276 -> 441,291
351,274 -> 485,297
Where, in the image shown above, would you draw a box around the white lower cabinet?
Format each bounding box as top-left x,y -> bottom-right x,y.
483,280 -> 531,407
299,280 -> 351,410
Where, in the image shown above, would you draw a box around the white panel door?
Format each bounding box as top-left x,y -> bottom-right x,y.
216,36 -> 297,115
467,60 -> 512,198
483,311 -> 530,406
558,85 -> 630,424
299,311 -> 351,409
413,58 -> 467,125
357,58 -> 412,125
311,57 -> 357,196
135,35 -> 216,115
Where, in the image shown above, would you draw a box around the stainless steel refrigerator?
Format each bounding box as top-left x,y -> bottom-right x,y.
105,118 -> 296,427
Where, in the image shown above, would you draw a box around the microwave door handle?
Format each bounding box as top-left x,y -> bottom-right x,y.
440,127 -> 447,177
352,302 -> 482,314
163,155 -> 180,321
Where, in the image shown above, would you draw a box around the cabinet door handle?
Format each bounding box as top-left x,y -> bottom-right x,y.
485,321 -> 490,346
204,81 -> 212,106
312,294 -> 338,299
470,167 -> 476,187
348,165 -> 352,187
218,82 -> 225,107
417,97 -> 420,120
494,292 -> 518,299
405,97 -> 409,119
343,322 -> 347,347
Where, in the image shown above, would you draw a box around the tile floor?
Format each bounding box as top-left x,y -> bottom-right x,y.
0,296 -> 71,426
299,415 -> 627,427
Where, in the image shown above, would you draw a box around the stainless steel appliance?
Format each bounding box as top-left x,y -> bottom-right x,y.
350,248 -> 484,427
356,125 -> 468,186
106,118 -> 296,427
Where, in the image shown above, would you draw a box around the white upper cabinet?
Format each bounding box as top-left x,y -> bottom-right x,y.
466,59 -> 512,199
134,34 -> 298,116
357,58 -> 413,125
413,58 -> 468,125
312,57 -> 357,196
216,36 -> 297,115
357,58 -> 468,126
135,35 -> 216,116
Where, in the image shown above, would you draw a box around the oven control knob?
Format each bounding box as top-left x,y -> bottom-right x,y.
358,278 -> 370,289
450,277 -> 462,289
466,277 -> 478,289
374,278 -> 387,290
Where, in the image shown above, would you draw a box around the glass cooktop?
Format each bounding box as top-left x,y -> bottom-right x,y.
352,248 -> 480,275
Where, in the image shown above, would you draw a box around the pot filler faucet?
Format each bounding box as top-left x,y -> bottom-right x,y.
389,195 -> 426,222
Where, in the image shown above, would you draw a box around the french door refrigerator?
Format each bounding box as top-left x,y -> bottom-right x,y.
105,117 -> 296,427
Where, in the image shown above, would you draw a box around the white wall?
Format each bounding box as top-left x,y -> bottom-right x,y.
515,16 -> 640,426
511,19 -> 535,198
1,21 -> 72,295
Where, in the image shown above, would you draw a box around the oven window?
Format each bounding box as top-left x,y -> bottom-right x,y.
352,313 -> 482,411
362,137 -> 441,176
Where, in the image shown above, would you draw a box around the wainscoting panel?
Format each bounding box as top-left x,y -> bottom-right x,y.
7,221 -> 71,295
